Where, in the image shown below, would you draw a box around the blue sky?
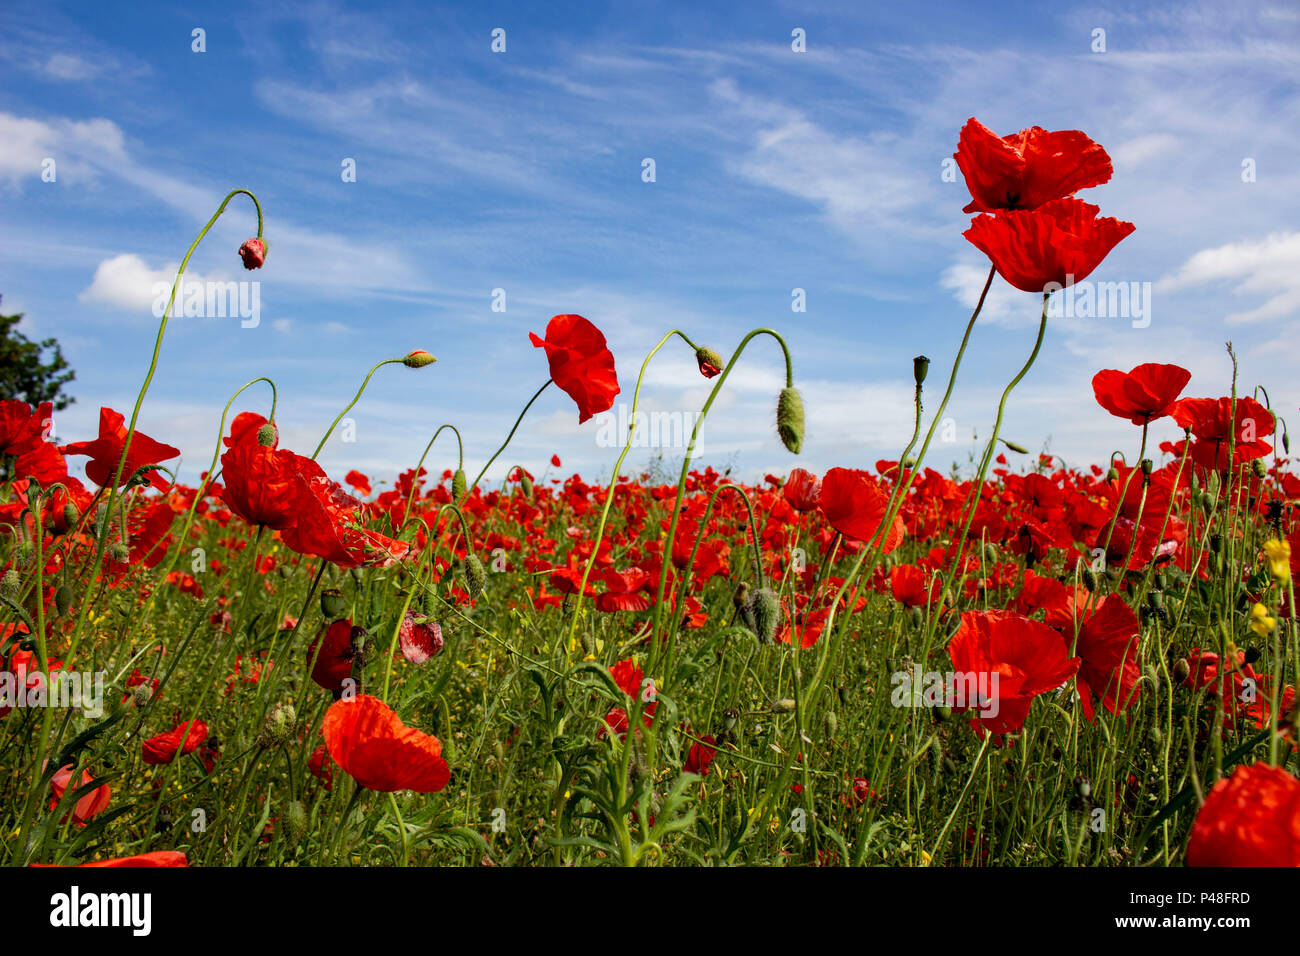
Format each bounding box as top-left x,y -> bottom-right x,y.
2,0 -> 1299,492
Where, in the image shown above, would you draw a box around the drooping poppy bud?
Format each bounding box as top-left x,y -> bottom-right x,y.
1,568 -> 22,601
283,800 -> 308,848
54,585 -> 75,616
63,502 -> 79,529
256,423 -> 277,447
776,387 -> 804,454
695,346 -> 724,379
746,587 -> 780,644
320,588 -> 347,620
238,237 -> 267,270
452,469 -> 467,500
1001,439 -> 1029,454
518,469 -> 533,498
403,350 -> 437,369
257,703 -> 297,748
462,553 -> 487,599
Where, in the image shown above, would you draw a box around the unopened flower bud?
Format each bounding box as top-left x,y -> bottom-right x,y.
824,711 -> 838,738
1251,458 -> 1267,478
1075,774 -> 1091,799
109,542 -> 130,564
695,346 -> 724,379
770,697 -> 796,715
776,387 -> 804,455
1106,466 -> 1119,481
133,683 -> 153,707
1001,438 -> 1029,454
452,469 -> 467,500
63,502 -> 79,528
283,799 -> 308,848
403,349 -> 437,369
238,237 -> 267,270
746,587 -> 780,644
1,569 -> 21,601
462,553 -> 487,599
54,584 -> 75,616
1172,658 -> 1191,684
256,423 -> 278,447
518,470 -> 533,497
257,703 -> 297,748
913,355 -> 930,387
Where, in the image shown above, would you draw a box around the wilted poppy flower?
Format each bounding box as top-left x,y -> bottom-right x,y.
1186,763 -> 1300,866
1172,396 -> 1274,470
783,467 -> 822,512
142,718 -> 208,765
63,407 -> 180,491
529,314 -> 621,424
309,619 -> 358,691
947,610 -> 1080,735
1092,363 -> 1191,426
818,467 -> 905,552
321,694 -> 451,793
398,610 -> 444,664
954,118 -> 1113,214
963,198 -> 1135,293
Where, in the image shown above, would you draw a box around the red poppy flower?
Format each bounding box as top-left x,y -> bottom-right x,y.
0,399 -> 52,455
529,314 -> 621,424
783,467 -> 822,512
684,734 -> 718,777
223,411 -> 275,449
31,851 -> 189,867
62,407 -> 180,492
595,567 -> 652,612
321,694 -> 451,793
220,443 -> 309,531
1068,594 -> 1141,721
818,467 -> 905,552
1172,396 -> 1274,470
309,619 -> 358,691
398,610 -> 444,664
142,719 -> 208,765
280,467 -> 410,568
238,237 -> 266,270
963,198 -> 1135,293
308,745 -> 335,790
1091,363 -> 1190,426
890,564 -> 941,610
954,118 -> 1113,214
947,610 -> 1080,735
1186,763 -> 1300,866
345,469 -> 372,496
49,764 -> 112,824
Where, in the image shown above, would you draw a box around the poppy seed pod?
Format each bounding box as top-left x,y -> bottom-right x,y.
320,588 -> 347,620
452,469 -> 467,500
776,387 -> 804,454
256,423 -> 277,447
402,349 -> 437,369
463,553 -> 487,599
747,587 -> 780,644
913,355 -> 930,387
695,346 -> 724,379
238,237 -> 267,270
1140,457 -> 1154,477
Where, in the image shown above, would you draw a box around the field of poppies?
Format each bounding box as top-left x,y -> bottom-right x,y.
3,118 -> 1298,869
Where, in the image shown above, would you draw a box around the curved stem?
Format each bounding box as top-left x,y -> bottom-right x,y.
402,424 -> 464,528
312,358 -> 404,460
463,380 -> 553,504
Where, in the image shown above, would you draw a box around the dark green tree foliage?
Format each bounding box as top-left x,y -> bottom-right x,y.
0,298 -> 75,410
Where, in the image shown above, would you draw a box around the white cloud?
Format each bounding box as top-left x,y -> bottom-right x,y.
1156,232 -> 1300,324
0,112 -> 126,185
78,253 -> 227,313
43,53 -> 99,80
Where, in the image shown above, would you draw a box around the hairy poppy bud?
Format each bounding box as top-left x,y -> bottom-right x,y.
54,584 -> 74,616
133,683 -> 153,707
462,553 -> 487,599
1172,658 -> 1191,684
518,470 -> 533,497
1,569 -> 21,601
1106,466 -> 1119,481
238,237 -> 267,270
403,349 -> 437,369
109,542 -> 130,564
256,423 -> 277,447
1251,458 -> 1267,478
913,355 -> 930,387
732,581 -> 751,611
320,588 -> 347,620
1285,431 -> 1292,455
452,469 -> 467,500
63,502 -> 79,529
746,587 -> 780,644
283,799 -> 308,848
770,697 -> 796,714
257,702 -> 297,748
1001,438 -> 1029,454
695,346 -> 724,379
825,711 -> 838,738
776,387 -> 804,454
